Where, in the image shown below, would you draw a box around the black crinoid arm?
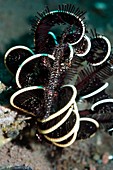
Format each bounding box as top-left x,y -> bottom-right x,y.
76,32 -> 113,136
4,3 -> 113,147
32,4 -> 85,54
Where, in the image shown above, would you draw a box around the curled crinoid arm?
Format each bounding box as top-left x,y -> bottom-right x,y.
86,29 -> 111,66
77,77 -> 108,113
38,85 -> 80,147
77,76 -> 108,99
65,31 -> 112,86
10,86 -> 45,118
74,34 -> 91,57
38,85 -> 99,147
16,53 -> 55,88
72,30 -> 112,94
32,4 -> 85,53
4,46 -> 34,75
77,74 -> 113,133
76,117 -> 99,140
78,74 -> 110,104
76,61 -> 113,94
87,94 -> 113,132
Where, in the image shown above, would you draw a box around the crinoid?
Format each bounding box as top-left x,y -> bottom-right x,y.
4,4 -> 113,147
31,4 -> 86,53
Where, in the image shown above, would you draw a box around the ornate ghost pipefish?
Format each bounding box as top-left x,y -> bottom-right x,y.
44,31 -> 74,119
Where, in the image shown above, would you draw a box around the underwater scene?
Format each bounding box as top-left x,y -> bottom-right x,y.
0,0 -> 113,169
